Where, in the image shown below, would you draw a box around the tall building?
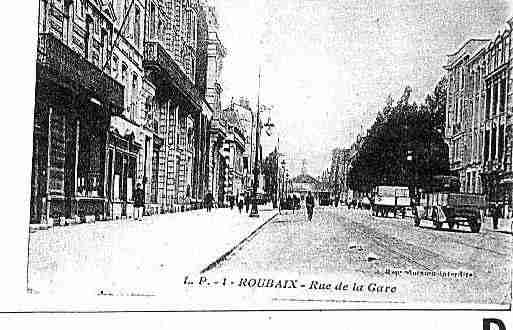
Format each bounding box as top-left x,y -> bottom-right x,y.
143,0 -> 212,212
196,2 -> 228,206
31,0 -> 219,225
32,0 -> 125,224
444,18 -> 513,217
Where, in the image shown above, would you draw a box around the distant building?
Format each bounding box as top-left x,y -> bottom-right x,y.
220,106 -> 247,203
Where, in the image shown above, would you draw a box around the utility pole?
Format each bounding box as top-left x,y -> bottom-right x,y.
249,68 -> 262,218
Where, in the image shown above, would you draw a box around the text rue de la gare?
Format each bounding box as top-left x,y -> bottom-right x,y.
184,276 -> 397,294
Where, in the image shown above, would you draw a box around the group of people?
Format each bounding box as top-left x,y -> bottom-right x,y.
204,191 -> 252,214
132,184 -> 318,222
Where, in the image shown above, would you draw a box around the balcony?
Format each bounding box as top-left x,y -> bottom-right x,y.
37,33 -> 124,113
143,41 -> 202,110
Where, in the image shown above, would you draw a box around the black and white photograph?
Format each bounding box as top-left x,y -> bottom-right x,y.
11,0 -> 513,313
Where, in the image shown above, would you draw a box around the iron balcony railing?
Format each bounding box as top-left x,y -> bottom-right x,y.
37,33 -> 124,111
143,41 -> 202,109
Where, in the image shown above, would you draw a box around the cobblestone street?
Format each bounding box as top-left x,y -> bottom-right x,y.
209,207 -> 512,305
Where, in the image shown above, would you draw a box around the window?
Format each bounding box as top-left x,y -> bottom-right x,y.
149,3 -> 156,39
491,126 -> 497,160
501,40 -> 505,63
500,78 -> 506,113
484,130 -> 490,161
454,100 -> 458,124
134,6 -> 140,48
121,63 -> 128,110
101,29 -> 108,67
486,85 -> 491,119
460,68 -> 465,90
499,124 -> 505,161
62,0 -> 73,43
131,73 -> 138,121
493,83 -> 499,116
112,55 -> 118,75
85,16 -> 93,59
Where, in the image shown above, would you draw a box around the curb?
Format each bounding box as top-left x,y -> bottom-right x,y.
200,212 -> 280,273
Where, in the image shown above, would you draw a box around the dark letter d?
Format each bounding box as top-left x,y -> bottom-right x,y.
483,318 -> 506,330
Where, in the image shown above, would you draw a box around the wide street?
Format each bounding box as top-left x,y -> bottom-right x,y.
208,206 -> 512,306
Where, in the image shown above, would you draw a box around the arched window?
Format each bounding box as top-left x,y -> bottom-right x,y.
63,0 -> 73,44
112,54 -> 119,76
85,15 -> 93,60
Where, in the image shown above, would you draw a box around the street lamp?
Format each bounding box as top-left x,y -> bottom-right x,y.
249,70 -> 275,217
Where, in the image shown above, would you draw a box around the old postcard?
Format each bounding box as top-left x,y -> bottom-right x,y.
21,0 -> 513,311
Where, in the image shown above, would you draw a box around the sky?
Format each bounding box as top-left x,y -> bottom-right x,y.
210,0 -> 511,177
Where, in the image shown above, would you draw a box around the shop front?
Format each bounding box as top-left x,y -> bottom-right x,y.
31,33 -> 124,225
106,130 -> 141,220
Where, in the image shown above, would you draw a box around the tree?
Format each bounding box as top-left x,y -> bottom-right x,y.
348,81 -> 450,194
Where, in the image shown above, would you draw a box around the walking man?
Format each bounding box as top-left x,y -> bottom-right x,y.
244,192 -> 250,213
306,191 -> 315,222
204,191 -> 213,213
229,195 -> 235,210
492,203 -> 501,230
237,193 -> 244,213
134,183 -> 145,221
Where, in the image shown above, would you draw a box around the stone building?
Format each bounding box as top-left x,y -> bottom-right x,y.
232,98 -> 254,193
221,106 -> 247,204
32,0 -> 125,225
196,2 -> 228,206
143,0 -> 212,212
30,0 -> 219,225
444,18 -> 513,216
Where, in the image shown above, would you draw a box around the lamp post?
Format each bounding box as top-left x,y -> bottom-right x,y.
249,69 -> 274,217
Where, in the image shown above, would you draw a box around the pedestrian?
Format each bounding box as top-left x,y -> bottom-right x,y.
229,195 -> 235,210
204,191 -> 213,213
244,192 -> 251,213
237,193 -> 244,213
305,190 -> 315,222
492,203 -> 501,230
134,183 -> 145,221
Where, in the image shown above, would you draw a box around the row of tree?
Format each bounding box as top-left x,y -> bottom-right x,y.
347,78 -> 451,194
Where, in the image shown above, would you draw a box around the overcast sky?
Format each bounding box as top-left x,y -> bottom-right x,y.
210,0 -> 511,177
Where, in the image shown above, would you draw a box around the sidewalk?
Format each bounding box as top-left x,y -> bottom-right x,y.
28,205 -> 278,295
482,216 -> 513,234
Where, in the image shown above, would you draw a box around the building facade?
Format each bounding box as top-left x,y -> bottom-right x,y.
218,107 -> 246,204
31,0 -> 219,225
32,0 -> 125,225
445,19 -> 513,217
196,2 -> 229,206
